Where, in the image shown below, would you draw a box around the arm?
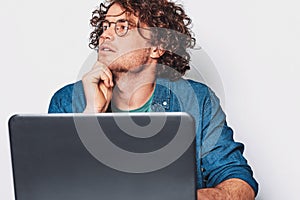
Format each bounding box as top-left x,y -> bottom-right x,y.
197,178 -> 255,200
198,87 -> 258,197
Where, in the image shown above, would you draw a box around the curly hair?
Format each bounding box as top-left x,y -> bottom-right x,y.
89,0 -> 196,81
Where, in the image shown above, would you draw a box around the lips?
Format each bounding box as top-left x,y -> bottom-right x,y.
99,45 -> 116,53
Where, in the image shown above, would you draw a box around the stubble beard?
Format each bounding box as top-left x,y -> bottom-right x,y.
109,48 -> 153,77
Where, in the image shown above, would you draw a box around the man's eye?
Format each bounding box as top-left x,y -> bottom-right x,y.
102,25 -> 109,30
117,25 -> 127,31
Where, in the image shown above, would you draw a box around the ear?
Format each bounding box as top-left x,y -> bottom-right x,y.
150,46 -> 165,59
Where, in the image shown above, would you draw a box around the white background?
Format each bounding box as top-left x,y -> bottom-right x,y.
1,0 -> 299,199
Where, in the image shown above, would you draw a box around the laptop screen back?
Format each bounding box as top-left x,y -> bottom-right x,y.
9,113 -> 196,200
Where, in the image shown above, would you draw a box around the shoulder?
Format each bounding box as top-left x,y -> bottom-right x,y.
184,78 -> 220,105
161,77 -> 214,101
52,82 -> 77,98
157,77 -> 209,90
185,78 -> 211,94
155,78 -> 220,115
48,81 -> 85,113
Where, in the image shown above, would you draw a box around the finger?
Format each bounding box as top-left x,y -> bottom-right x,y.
100,83 -> 113,112
82,83 -> 106,113
104,87 -> 113,111
99,82 -> 113,101
101,66 -> 114,87
92,60 -> 106,70
86,67 -> 111,88
92,61 -> 113,87
99,68 -> 112,88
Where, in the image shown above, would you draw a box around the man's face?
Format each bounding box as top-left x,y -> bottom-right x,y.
98,3 -> 153,73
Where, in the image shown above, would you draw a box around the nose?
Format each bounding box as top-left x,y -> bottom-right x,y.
100,25 -> 115,41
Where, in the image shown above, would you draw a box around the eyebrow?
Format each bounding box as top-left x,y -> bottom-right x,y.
103,18 -> 137,27
102,18 -> 136,25
104,10 -> 138,27
105,10 -> 126,18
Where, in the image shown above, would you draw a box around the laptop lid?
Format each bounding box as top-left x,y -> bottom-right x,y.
9,112 -> 196,200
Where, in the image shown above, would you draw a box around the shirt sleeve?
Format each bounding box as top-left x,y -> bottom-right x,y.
200,88 -> 259,195
48,82 -> 86,113
48,88 -> 68,113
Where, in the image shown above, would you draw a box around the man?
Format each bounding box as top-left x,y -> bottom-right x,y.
49,0 -> 258,199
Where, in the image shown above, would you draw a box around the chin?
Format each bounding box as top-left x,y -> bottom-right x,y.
108,64 -> 129,73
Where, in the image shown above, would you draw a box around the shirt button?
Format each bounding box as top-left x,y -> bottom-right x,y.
162,101 -> 167,106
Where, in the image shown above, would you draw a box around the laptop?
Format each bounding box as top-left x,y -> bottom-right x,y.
9,112 -> 196,200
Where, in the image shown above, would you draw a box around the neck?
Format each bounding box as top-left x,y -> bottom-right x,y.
112,63 -> 156,111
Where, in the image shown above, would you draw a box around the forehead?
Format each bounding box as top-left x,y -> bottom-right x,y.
105,3 -> 137,22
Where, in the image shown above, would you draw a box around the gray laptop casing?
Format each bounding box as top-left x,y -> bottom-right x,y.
9,113 -> 196,200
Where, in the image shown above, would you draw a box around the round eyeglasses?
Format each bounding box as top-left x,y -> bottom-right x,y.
101,19 -> 132,37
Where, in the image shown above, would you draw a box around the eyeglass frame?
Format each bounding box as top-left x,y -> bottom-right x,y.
100,19 -> 137,37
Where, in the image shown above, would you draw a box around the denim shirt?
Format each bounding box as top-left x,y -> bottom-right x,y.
48,77 -> 258,195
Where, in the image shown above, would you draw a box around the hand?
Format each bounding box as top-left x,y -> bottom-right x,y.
82,61 -> 114,113
197,179 -> 255,200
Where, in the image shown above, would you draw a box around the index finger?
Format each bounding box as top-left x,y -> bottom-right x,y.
92,61 -> 114,87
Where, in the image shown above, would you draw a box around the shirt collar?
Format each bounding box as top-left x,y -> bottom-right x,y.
151,78 -> 171,111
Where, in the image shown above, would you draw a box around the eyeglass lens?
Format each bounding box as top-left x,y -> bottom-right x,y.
101,20 -> 129,37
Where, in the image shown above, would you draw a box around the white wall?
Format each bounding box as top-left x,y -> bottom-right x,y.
1,0 -> 299,199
